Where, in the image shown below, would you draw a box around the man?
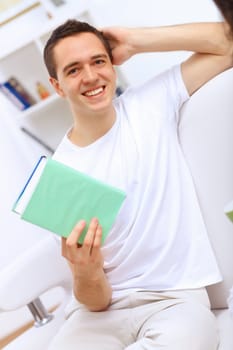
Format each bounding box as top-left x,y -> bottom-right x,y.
44,19 -> 233,349
214,0 -> 233,33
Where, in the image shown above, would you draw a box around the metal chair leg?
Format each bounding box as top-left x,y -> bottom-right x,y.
27,298 -> 54,327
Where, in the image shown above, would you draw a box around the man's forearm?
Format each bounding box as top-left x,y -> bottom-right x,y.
128,22 -> 231,57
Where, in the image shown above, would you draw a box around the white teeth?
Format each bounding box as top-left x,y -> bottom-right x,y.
85,87 -> 103,96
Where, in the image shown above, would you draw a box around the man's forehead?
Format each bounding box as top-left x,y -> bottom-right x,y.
56,32 -> 106,50
54,33 -> 107,62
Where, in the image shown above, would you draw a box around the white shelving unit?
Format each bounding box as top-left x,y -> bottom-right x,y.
0,10 -> 90,153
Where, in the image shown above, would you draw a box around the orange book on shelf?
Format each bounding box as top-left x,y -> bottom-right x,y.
36,82 -> 50,100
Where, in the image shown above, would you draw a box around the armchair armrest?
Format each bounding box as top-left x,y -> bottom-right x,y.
0,235 -> 72,311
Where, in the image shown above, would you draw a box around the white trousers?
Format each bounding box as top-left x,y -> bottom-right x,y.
48,288 -> 219,350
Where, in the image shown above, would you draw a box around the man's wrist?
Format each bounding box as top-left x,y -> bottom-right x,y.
73,270 -> 112,311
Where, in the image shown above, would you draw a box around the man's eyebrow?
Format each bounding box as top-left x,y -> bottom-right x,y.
91,53 -> 108,60
63,61 -> 80,74
63,54 -> 108,74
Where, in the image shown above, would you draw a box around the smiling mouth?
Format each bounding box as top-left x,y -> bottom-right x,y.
83,86 -> 105,97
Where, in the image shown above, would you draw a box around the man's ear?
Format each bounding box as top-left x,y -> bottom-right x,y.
49,77 -> 65,97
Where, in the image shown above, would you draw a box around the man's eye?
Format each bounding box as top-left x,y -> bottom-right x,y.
68,67 -> 78,75
95,59 -> 105,65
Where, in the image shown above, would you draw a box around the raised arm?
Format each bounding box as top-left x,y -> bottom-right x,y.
62,218 -> 112,311
103,22 -> 233,95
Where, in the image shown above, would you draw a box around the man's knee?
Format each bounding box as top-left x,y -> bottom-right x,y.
141,302 -> 219,349
165,307 -> 218,349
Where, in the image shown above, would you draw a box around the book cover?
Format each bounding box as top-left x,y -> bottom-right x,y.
13,157 -> 126,244
224,199 -> 233,223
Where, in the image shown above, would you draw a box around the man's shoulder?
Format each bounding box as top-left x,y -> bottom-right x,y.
117,65 -> 183,102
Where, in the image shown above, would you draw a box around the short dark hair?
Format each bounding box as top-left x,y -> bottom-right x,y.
214,0 -> 233,34
43,19 -> 113,79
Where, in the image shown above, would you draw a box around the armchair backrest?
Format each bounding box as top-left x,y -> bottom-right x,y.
179,68 -> 233,309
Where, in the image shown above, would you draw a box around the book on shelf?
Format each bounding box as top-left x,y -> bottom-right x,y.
0,83 -> 27,111
12,156 -> 126,244
115,86 -> 124,97
0,76 -> 36,111
224,199 -> 233,223
8,77 -> 37,106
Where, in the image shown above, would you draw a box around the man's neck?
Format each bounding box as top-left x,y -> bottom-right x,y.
68,107 -> 116,147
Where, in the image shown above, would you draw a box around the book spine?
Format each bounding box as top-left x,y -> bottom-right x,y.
0,83 -> 26,110
8,77 -> 37,106
115,86 -> 124,97
12,155 -> 47,213
3,81 -> 31,110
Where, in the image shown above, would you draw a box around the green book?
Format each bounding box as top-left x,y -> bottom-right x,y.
12,156 -> 126,244
224,199 -> 233,223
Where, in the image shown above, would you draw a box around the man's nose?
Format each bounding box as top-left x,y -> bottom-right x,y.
82,65 -> 98,83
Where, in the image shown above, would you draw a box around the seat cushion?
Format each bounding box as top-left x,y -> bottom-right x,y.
213,309 -> 233,350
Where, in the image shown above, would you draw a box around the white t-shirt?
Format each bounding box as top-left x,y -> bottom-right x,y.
53,65 -> 222,298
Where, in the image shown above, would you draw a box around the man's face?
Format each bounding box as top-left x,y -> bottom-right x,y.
50,32 -> 116,117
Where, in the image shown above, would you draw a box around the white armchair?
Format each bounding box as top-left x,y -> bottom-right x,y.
178,67 -> 233,350
0,236 -> 72,349
1,68 -> 233,349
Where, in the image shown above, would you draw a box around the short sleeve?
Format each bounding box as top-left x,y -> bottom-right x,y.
117,64 -> 190,127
